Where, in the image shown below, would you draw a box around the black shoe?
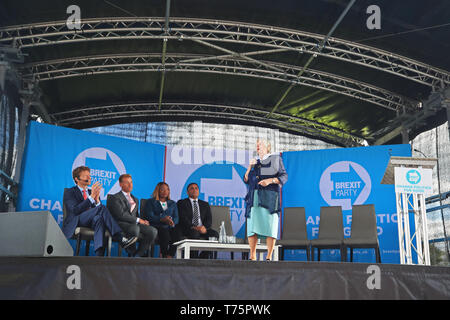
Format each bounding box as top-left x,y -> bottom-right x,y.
126,245 -> 137,257
121,236 -> 138,249
95,248 -> 105,257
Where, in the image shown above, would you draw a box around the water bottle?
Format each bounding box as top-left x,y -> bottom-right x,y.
219,221 -> 226,243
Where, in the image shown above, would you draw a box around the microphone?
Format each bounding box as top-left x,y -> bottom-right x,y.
414,148 -> 428,158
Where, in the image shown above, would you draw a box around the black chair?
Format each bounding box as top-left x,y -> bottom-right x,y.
142,198 -> 164,257
211,205 -> 233,238
210,205 -> 233,259
278,207 -> 310,261
139,198 -> 148,218
343,204 -> 381,263
62,188 -> 112,256
140,198 -> 160,257
309,206 -> 345,262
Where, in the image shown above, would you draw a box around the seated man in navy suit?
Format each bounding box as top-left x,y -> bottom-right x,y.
62,165 -> 137,256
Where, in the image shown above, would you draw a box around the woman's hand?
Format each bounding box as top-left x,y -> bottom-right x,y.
258,178 -> 271,187
161,216 -> 174,226
258,178 -> 278,187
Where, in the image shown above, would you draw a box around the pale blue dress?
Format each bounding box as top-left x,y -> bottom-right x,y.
246,190 -> 279,239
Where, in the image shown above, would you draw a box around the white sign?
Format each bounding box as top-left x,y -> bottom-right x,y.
394,167 -> 433,194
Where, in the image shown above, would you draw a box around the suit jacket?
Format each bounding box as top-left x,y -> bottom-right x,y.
62,186 -> 97,238
106,191 -> 139,225
143,197 -> 179,228
177,198 -> 212,234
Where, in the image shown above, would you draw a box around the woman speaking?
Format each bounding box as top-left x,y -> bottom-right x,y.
243,139 -> 288,261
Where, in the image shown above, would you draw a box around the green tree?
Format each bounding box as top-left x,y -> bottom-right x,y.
430,243 -> 446,265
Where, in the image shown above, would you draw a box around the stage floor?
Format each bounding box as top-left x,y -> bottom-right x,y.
0,257 -> 449,300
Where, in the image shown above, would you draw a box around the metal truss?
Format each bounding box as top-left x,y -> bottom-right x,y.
20,53 -> 418,112
372,85 -> 450,144
50,102 -> 367,147
1,17 -> 449,89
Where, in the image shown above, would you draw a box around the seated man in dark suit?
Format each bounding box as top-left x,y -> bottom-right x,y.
106,174 -> 158,257
62,166 -> 137,256
177,183 -> 219,258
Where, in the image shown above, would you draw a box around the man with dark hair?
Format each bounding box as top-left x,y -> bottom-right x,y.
63,166 -> 137,256
106,174 -> 158,257
177,182 -> 218,250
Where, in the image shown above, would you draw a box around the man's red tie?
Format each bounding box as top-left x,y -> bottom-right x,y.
82,189 -> 88,200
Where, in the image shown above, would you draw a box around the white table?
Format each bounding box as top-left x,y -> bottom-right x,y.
174,239 -> 279,261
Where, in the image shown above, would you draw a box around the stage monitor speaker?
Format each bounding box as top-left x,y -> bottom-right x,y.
0,211 -> 73,257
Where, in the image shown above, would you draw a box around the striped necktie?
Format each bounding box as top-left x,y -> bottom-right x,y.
192,200 -> 200,226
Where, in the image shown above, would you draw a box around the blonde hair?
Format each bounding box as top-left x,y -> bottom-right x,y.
152,182 -> 171,201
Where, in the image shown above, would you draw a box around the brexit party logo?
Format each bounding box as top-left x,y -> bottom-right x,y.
319,161 -> 372,211
181,162 -> 248,238
406,169 -> 421,185
72,147 -> 126,200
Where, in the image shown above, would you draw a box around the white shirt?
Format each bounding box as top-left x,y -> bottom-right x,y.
189,197 -> 203,226
257,153 -> 272,161
160,201 -> 168,211
121,190 -> 133,204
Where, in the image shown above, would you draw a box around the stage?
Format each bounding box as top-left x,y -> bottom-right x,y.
0,257 -> 449,300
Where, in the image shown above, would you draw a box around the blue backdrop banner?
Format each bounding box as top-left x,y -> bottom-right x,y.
16,122 -> 413,262
281,144 -> 411,264
165,145 -> 250,240
17,121 -> 165,255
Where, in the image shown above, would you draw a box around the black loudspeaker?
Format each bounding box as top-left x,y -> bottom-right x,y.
0,211 -> 73,257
